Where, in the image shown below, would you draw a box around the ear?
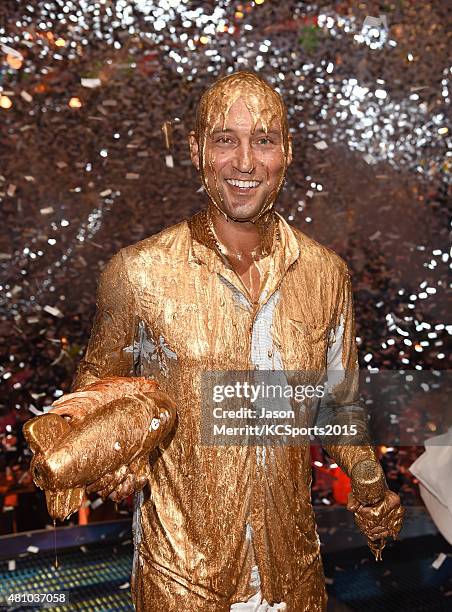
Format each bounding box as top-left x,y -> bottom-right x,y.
188,131 -> 200,171
286,134 -> 293,167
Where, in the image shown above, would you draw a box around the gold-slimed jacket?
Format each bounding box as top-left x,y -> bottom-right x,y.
71,209 -> 377,611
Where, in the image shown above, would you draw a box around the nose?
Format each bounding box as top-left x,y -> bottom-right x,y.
233,142 -> 255,174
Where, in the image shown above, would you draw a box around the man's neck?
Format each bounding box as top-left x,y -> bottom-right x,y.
207,205 -> 276,261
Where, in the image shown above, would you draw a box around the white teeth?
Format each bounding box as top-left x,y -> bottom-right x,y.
226,179 -> 260,189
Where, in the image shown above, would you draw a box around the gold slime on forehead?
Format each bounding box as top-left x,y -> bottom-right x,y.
195,71 -> 290,223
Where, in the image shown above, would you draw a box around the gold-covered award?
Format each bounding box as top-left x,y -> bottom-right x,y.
23,377 -> 176,520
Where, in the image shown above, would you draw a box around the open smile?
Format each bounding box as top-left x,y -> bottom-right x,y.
225,178 -> 261,193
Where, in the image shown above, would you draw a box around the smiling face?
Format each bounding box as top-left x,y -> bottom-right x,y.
189,72 -> 292,223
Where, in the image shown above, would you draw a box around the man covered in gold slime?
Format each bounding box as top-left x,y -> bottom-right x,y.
36,72 -> 404,611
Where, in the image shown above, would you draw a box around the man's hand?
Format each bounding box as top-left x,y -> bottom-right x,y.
48,393 -> 151,503
347,489 -> 404,542
25,377 -> 176,521
86,454 -> 151,502
49,389 -> 100,424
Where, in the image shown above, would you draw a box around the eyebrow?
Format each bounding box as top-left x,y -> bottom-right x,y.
211,128 -> 282,136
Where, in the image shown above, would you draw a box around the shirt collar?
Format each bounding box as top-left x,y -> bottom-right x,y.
187,210 -> 300,307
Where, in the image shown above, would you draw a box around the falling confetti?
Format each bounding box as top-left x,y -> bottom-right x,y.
0,0 -> 449,537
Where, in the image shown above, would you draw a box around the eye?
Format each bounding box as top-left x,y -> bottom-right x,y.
256,136 -> 273,145
216,136 -> 233,144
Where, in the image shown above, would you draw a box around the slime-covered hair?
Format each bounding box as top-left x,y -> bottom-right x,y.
195,71 -> 289,151
194,71 -> 291,222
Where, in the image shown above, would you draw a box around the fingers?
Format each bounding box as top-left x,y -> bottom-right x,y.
107,458 -> 151,502
109,473 -> 136,502
129,455 -> 152,481
367,528 -> 391,541
352,491 -> 404,542
88,463 -> 150,502
386,490 -> 403,512
387,505 -> 404,539
86,464 -> 128,496
48,403 -> 89,424
48,404 -> 77,421
51,392 -> 80,406
49,389 -> 101,422
346,492 -> 361,513
85,455 -> 152,504
108,458 -> 151,502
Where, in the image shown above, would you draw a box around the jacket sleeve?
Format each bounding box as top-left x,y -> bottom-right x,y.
318,266 -> 379,476
71,249 -> 138,392
37,249 -> 176,513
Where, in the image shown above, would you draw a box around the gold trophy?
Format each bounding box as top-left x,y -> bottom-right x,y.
23,377 -> 176,521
